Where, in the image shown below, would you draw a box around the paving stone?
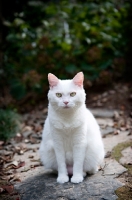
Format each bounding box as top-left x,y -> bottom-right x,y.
101,127 -> 115,136
103,131 -> 132,152
90,109 -> 115,118
15,171 -> 123,200
103,159 -> 127,176
97,118 -> 114,127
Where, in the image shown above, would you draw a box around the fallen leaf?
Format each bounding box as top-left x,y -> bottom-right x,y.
0,141 -> 4,146
12,161 -> 18,167
21,167 -> 30,172
29,155 -> 34,158
1,184 -> 14,194
5,161 -> 25,169
22,126 -> 32,132
113,130 -> 120,135
0,187 -> 4,193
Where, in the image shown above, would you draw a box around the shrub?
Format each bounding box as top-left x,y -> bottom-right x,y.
0,109 -> 20,141
2,0 -> 129,101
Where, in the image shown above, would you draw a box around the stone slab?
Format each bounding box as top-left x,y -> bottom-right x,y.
103,159 -> 127,176
15,171 -> 123,200
90,109 -> 115,118
101,127 -> 115,136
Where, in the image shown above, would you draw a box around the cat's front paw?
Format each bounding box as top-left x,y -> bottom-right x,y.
71,175 -> 83,183
57,175 -> 69,184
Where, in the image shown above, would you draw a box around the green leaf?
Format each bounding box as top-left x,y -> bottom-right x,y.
100,59 -> 112,70
65,65 -> 77,74
10,79 -> 26,100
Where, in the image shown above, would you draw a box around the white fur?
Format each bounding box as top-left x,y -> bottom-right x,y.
39,76 -> 105,184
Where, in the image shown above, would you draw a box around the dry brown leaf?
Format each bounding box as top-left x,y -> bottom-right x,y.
0,187 -> 4,193
113,130 -> 120,135
1,184 -> 14,194
5,161 -> 25,169
0,141 -> 4,146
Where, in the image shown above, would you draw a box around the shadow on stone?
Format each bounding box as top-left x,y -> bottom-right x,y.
15,171 -> 123,200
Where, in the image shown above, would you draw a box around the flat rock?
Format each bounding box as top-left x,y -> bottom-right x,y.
119,146 -> 132,165
101,127 -> 115,136
90,109 -> 115,118
97,118 -> 114,128
103,159 -> 127,176
103,131 -> 132,152
15,171 -> 123,200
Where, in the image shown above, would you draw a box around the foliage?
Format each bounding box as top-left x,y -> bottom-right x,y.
2,0 -> 129,100
0,109 -> 20,141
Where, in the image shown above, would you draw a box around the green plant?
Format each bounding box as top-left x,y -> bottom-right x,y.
0,109 -> 20,141
1,0 -> 129,102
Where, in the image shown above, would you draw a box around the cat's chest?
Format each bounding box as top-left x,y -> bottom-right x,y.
50,117 -> 82,130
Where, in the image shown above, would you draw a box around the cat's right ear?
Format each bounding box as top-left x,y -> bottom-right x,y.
48,73 -> 59,88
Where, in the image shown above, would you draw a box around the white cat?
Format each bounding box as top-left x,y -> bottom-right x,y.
39,72 -> 104,184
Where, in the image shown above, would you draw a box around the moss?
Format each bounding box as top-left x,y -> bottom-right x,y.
116,186 -> 132,200
112,141 -> 132,200
111,141 -> 132,162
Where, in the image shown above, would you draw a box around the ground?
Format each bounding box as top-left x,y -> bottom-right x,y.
0,82 -> 132,200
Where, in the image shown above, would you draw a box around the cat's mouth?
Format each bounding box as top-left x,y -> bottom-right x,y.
64,105 -> 70,109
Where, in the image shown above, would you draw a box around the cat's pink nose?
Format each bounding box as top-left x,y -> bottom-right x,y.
64,101 -> 69,105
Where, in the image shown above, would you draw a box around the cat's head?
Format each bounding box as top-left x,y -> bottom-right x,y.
48,72 -> 86,110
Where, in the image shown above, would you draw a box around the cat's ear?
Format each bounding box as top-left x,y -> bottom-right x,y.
48,73 -> 59,88
73,72 -> 84,87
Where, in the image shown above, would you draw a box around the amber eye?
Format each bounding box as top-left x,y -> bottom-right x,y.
56,93 -> 62,98
70,92 -> 76,97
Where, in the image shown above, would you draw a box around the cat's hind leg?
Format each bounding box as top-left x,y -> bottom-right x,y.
83,151 -> 101,175
39,140 -> 58,171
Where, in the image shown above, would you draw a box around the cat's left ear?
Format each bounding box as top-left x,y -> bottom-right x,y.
48,73 -> 59,88
73,72 -> 84,87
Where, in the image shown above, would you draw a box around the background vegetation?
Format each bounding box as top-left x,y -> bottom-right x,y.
0,109 -> 20,141
0,0 -> 131,105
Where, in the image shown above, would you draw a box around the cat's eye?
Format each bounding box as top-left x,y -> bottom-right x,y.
56,93 -> 62,98
70,92 -> 76,97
